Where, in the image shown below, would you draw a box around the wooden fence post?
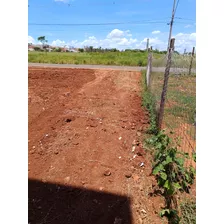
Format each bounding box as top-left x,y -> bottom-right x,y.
146,46 -> 152,87
158,38 -> 175,130
188,47 -> 195,75
150,46 -> 152,73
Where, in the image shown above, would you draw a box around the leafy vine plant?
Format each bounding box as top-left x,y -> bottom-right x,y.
148,130 -> 196,223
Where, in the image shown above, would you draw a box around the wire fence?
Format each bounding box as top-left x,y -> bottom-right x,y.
144,46 -> 196,223
149,51 -> 196,167
152,53 -> 196,71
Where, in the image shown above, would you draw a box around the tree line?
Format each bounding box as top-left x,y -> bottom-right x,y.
29,36 -> 186,54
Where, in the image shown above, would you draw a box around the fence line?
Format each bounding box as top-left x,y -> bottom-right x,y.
145,43 -> 196,222
146,44 -> 196,165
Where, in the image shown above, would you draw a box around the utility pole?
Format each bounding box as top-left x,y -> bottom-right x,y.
146,38 -> 149,52
167,0 -> 176,54
158,38 -> 175,130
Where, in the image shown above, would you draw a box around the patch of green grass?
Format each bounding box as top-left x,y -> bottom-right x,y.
141,70 -> 158,134
141,70 -> 196,224
149,72 -> 196,126
171,54 -> 196,69
167,90 -> 195,125
28,51 -> 196,68
28,51 -> 148,66
180,200 -> 196,224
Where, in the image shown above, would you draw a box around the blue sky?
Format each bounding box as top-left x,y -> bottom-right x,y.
28,0 -> 196,52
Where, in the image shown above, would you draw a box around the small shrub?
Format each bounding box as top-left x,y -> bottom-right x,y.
53,48 -> 61,52
138,60 -> 143,66
34,47 -> 41,51
107,61 -> 115,65
141,71 -> 158,134
149,131 -> 195,223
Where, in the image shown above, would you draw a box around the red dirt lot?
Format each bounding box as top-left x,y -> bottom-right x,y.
28,67 -> 165,224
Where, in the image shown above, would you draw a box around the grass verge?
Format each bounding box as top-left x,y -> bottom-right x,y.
141,70 -> 158,134
141,70 -> 196,224
28,51 -> 196,68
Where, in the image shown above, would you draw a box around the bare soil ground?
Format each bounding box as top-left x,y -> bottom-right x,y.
28,67 -> 166,224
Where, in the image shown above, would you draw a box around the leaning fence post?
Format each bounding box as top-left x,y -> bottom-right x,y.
158,38 -> 175,130
188,47 -> 195,75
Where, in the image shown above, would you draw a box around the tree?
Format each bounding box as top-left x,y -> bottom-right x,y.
53,48 -> 62,52
37,36 -> 48,49
34,47 -> 41,51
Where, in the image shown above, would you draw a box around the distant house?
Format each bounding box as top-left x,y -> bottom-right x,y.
28,44 -> 79,52
60,47 -> 67,52
68,48 -> 79,53
28,44 -> 34,51
46,48 -> 53,52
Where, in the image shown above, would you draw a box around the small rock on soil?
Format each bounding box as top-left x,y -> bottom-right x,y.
104,169 -> 111,176
125,173 -> 132,178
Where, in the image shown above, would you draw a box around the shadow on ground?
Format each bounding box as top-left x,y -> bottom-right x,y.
29,179 -> 133,224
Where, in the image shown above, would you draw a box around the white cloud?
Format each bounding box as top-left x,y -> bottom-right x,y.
135,37 -> 166,50
126,30 -> 132,37
152,30 -> 161,34
28,36 -> 35,44
173,32 -> 196,52
189,33 -> 196,40
184,24 -> 192,28
28,29 -> 196,52
116,38 -> 137,46
51,39 -> 66,47
68,40 -> 78,46
81,36 -> 99,46
175,32 -> 196,40
107,29 -> 125,39
77,35 -> 137,49
107,29 -> 132,39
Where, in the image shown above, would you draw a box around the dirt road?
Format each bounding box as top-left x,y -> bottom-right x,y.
28,67 -> 165,224
28,62 -> 195,73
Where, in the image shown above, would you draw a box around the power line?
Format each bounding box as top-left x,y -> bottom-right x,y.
175,17 -> 195,21
166,0 -> 177,52
166,0 -> 186,53
29,22 -> 194,31
28,20 -> 169,26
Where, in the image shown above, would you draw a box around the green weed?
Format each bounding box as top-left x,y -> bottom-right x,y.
141,71 -> 158,134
